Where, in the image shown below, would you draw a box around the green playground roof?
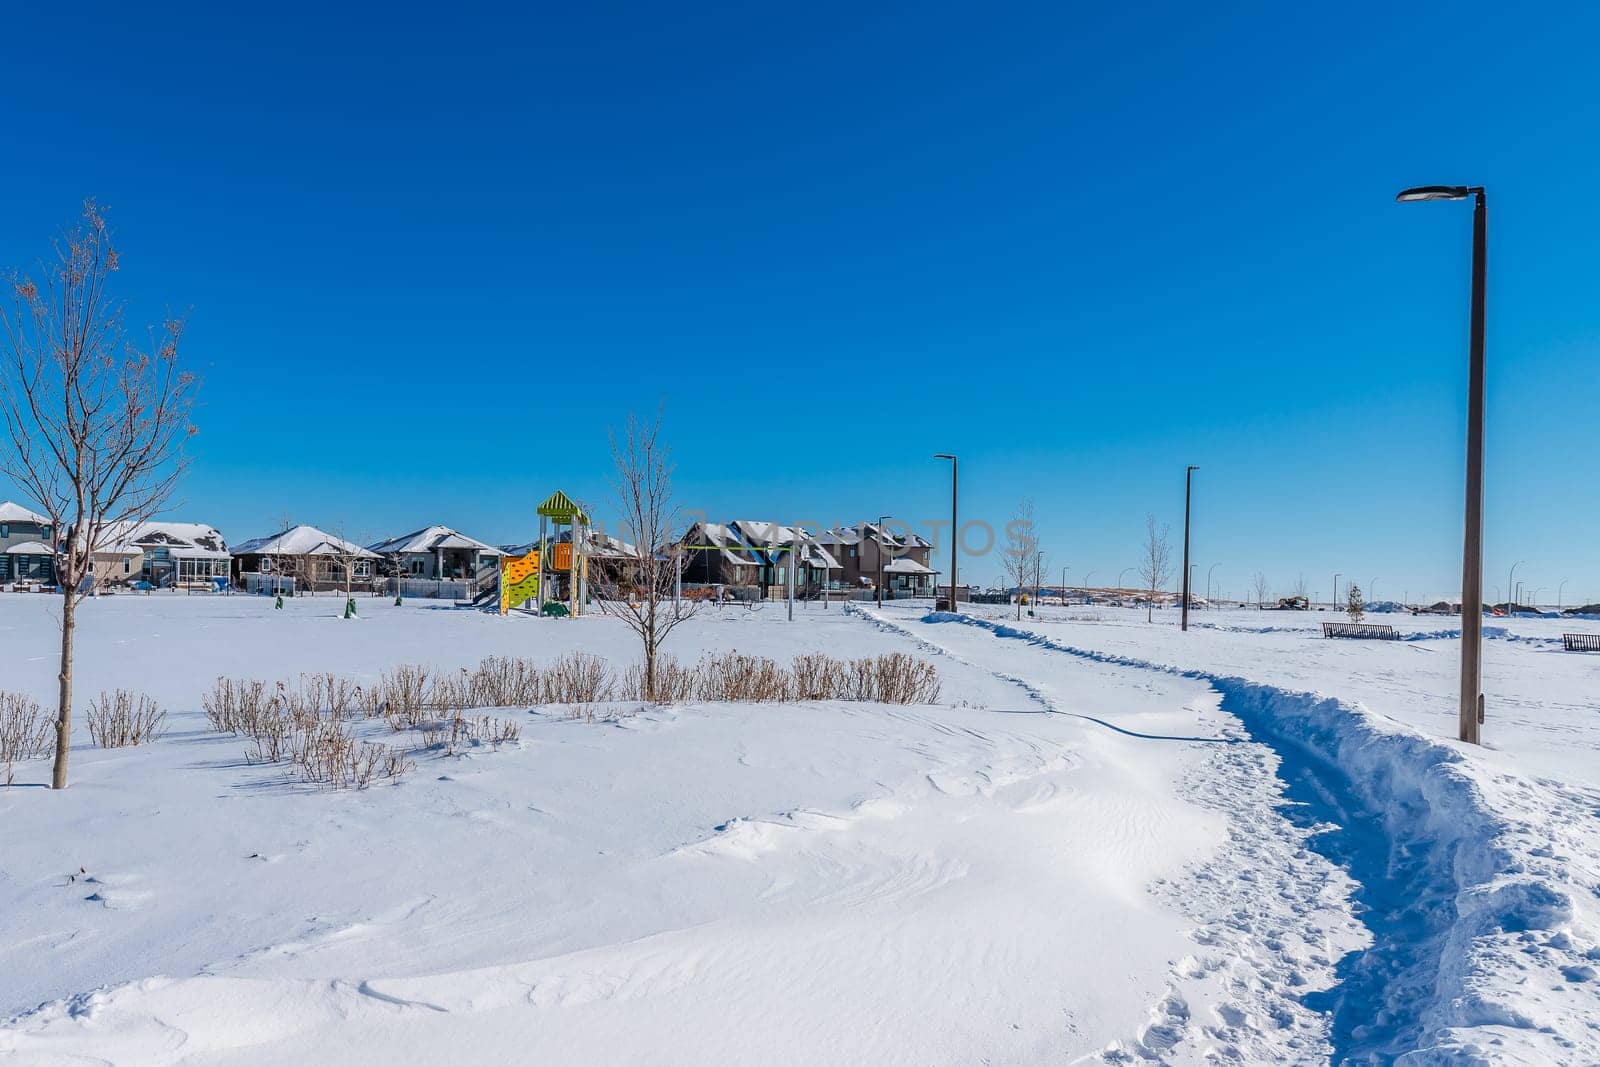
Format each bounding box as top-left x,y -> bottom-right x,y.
536,489 -> 588,523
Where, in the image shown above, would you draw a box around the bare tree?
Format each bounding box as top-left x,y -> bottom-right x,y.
594,409 -> 695,700
1138,514 -> 1172,623
1000,499 -> 1038,621
1252,572 -> 1271,608
327,525 -> 370,618
0,202 -> 196,789
1292,573 -> 1308,600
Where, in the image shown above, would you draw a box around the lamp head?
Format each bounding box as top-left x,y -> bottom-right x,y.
1396,185 -> 1473,202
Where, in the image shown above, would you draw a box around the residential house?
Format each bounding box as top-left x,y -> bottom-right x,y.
679,520 -> 840,597
93,520 -> 230,588
231,525 -> 380,594
821,521 -> 939,598
0,501 -> 54,586
369,526 -> 503,581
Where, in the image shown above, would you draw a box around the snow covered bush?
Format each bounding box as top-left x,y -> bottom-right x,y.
1,692 -> 52,786
695,652 -> 794,702
467,655 -> 544,707
86,690 -> 167,748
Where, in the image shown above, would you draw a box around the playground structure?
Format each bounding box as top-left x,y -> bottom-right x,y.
499,490 -> 589,616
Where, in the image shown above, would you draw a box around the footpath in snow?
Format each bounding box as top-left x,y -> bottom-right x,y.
887,603 -> 1600,1064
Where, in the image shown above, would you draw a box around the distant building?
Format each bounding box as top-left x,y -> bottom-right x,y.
679,520 -> 840,597
820,521 -> 938,598
0,501 -> 54,586
92,520 -> 230,588
368,525 -> 503,581
231,525 -> 380,594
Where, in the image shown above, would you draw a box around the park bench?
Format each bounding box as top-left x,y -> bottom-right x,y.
1322,622 -> 1398,640
1562,633 -> 1600,652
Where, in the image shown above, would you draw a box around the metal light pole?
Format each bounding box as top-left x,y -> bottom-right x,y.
1508,559 -> 1524,614
1558,578 -> 1569,612
1181,465 -> 1198,631
1333,573 -> 1341,611
1399,183 -> 1486,744
1117,566 -> 1133,595
1370,577 -> 1379,605
1206,563 -> 1219,609
934,455 -> 958,613
1082,569 -> 1097,604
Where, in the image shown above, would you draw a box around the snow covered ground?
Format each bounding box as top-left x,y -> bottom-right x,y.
0,593 -> 1596,1064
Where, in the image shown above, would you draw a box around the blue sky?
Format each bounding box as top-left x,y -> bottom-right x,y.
2,3 -> 1596,601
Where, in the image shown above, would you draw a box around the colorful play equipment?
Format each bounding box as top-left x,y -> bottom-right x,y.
500,490 -> 589,616
499,545 -> 541,614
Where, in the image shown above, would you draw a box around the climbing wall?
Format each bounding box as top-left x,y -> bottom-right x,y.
500,548 -> 540,614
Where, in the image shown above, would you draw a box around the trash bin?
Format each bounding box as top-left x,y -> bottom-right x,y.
935,597 -> 951,612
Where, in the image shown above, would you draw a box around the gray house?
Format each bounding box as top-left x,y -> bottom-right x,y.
0,501 -> 54,586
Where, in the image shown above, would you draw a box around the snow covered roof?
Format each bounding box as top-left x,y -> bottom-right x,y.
231,525 -> 378,559
97,520 -> 228,558
500,529 -> 640,560
0,501 -> 48,525
883,557 -> 937,575
3,540 -> 52,556
368,525 -> 503,557
730,520 -> 799,547
823,522 -> 931,550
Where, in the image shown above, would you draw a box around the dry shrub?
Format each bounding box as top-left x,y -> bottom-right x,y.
619,652 -> 940,707
287,720 -> 411,789
468,655 -> 543,707
380,664 -> 431,729
544,652 -> 613,704
86,690 -> 167,748
696,652 -> 793,702
430,669 -> 473,715
356,683 -> 385,719
792,653 -> 849,700
848,652 -> 942,704
421,713 -> 521,754
301,672 -> 357,719
620,656 -> 696,703
203,677 -> 271,734
1,692 -> 52,786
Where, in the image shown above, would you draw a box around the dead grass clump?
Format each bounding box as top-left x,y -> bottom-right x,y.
544,652 -> 613,704
1,692 -> 52,786
86,690 -> 167,748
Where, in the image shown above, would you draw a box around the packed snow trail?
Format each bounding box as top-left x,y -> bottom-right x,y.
897,609 -> 1600,1065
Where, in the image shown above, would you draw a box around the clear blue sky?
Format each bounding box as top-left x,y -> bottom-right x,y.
2,3 -> 1596,602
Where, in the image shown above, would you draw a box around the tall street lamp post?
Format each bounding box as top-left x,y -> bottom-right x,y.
1333,573 -> 1341,611
1181,465 -> 1199,631
875,514 -> 891,609
1398,183 -> 1486,744
934,455 -> 958,613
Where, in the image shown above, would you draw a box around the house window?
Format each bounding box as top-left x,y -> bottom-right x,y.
354,560 -> 372,578
0,524 -> 7,539
409,558 -> 424,575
